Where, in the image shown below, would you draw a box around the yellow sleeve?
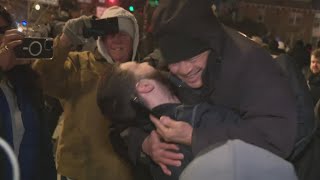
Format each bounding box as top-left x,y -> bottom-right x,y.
32,36 -> 86,99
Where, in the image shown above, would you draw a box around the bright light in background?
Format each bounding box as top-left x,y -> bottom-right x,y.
149,0 -> 159,7
106,0 -> 118,5
16,23 -> 24,33
129,5 -> 134,12
35,4 -> 40,11
21,20 -> 27,27
17,26 -> 23,32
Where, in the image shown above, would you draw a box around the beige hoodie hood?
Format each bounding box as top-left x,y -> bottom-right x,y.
97,6 -> 139,64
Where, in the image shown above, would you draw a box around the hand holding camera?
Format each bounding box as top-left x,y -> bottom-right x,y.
0,29 -> 54,61
62,15 -> 92,47
0,29 -> 23,69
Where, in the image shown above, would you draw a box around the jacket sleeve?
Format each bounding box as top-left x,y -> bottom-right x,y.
127,127 -> 149,164
192,49 -> 297,159
32,36 -> 94,100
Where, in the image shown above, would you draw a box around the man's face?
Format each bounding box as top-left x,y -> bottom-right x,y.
310,55 -> 320,74
102,31 -> 133,63
168,50 -> 209,88
120,61 -> 175,108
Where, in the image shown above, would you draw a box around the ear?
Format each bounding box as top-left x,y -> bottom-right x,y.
135,79 -> 155,94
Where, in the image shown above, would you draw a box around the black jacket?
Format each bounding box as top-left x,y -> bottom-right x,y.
146,102 -> 241,180
171,27 -> 297,158
127,0 -> 297,163
307,73 -> 320,105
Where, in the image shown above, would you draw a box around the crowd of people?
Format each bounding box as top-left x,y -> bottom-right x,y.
1,0 -> 320,180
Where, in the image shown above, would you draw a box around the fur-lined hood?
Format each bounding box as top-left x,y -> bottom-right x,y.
97,6 -> 139,64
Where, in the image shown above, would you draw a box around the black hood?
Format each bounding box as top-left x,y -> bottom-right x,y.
154,0 -> 230,103
153,0 -> 226,59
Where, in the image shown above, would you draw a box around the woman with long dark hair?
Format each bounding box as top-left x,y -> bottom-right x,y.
0,6 -> 56,180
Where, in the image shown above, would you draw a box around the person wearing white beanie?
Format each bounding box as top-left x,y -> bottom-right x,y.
97,6 -> 139,64
31,5 -> 141,180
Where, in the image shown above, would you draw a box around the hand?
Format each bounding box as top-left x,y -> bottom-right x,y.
62,15 -> 92,47
0,29 -> 26,71
150,115 -> 193,145
142,130 -> 184,176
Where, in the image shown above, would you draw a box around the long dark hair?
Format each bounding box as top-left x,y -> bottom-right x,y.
0,5 -> 16,32
6,64 -> 42,106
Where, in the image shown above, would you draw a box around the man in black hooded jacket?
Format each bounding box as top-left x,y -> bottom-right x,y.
125,0 -> 298,176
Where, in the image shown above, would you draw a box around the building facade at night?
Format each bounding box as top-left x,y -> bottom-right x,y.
3,0 -> 320,47
237,0 -> 320,47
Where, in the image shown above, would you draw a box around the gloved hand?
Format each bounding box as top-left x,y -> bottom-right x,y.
62,15 -> 92,47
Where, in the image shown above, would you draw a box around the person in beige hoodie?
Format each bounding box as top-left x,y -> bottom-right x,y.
31,6 -> 139,180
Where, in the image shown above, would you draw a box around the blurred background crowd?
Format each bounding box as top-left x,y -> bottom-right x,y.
2,1 -> 320,180
2,0 -> 320,64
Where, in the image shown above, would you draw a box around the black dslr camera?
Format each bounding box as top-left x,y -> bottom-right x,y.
83,17 -> 119,39
14,37 -> 54,59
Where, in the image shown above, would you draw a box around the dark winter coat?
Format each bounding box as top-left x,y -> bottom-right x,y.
162,0 -> 297,158
127,0 -> 297,164
307,73 -> 320,105
172,26 -> 296,158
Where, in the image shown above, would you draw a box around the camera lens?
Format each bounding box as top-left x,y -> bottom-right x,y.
44,39 -> 53,50
29,41 -> 42,57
